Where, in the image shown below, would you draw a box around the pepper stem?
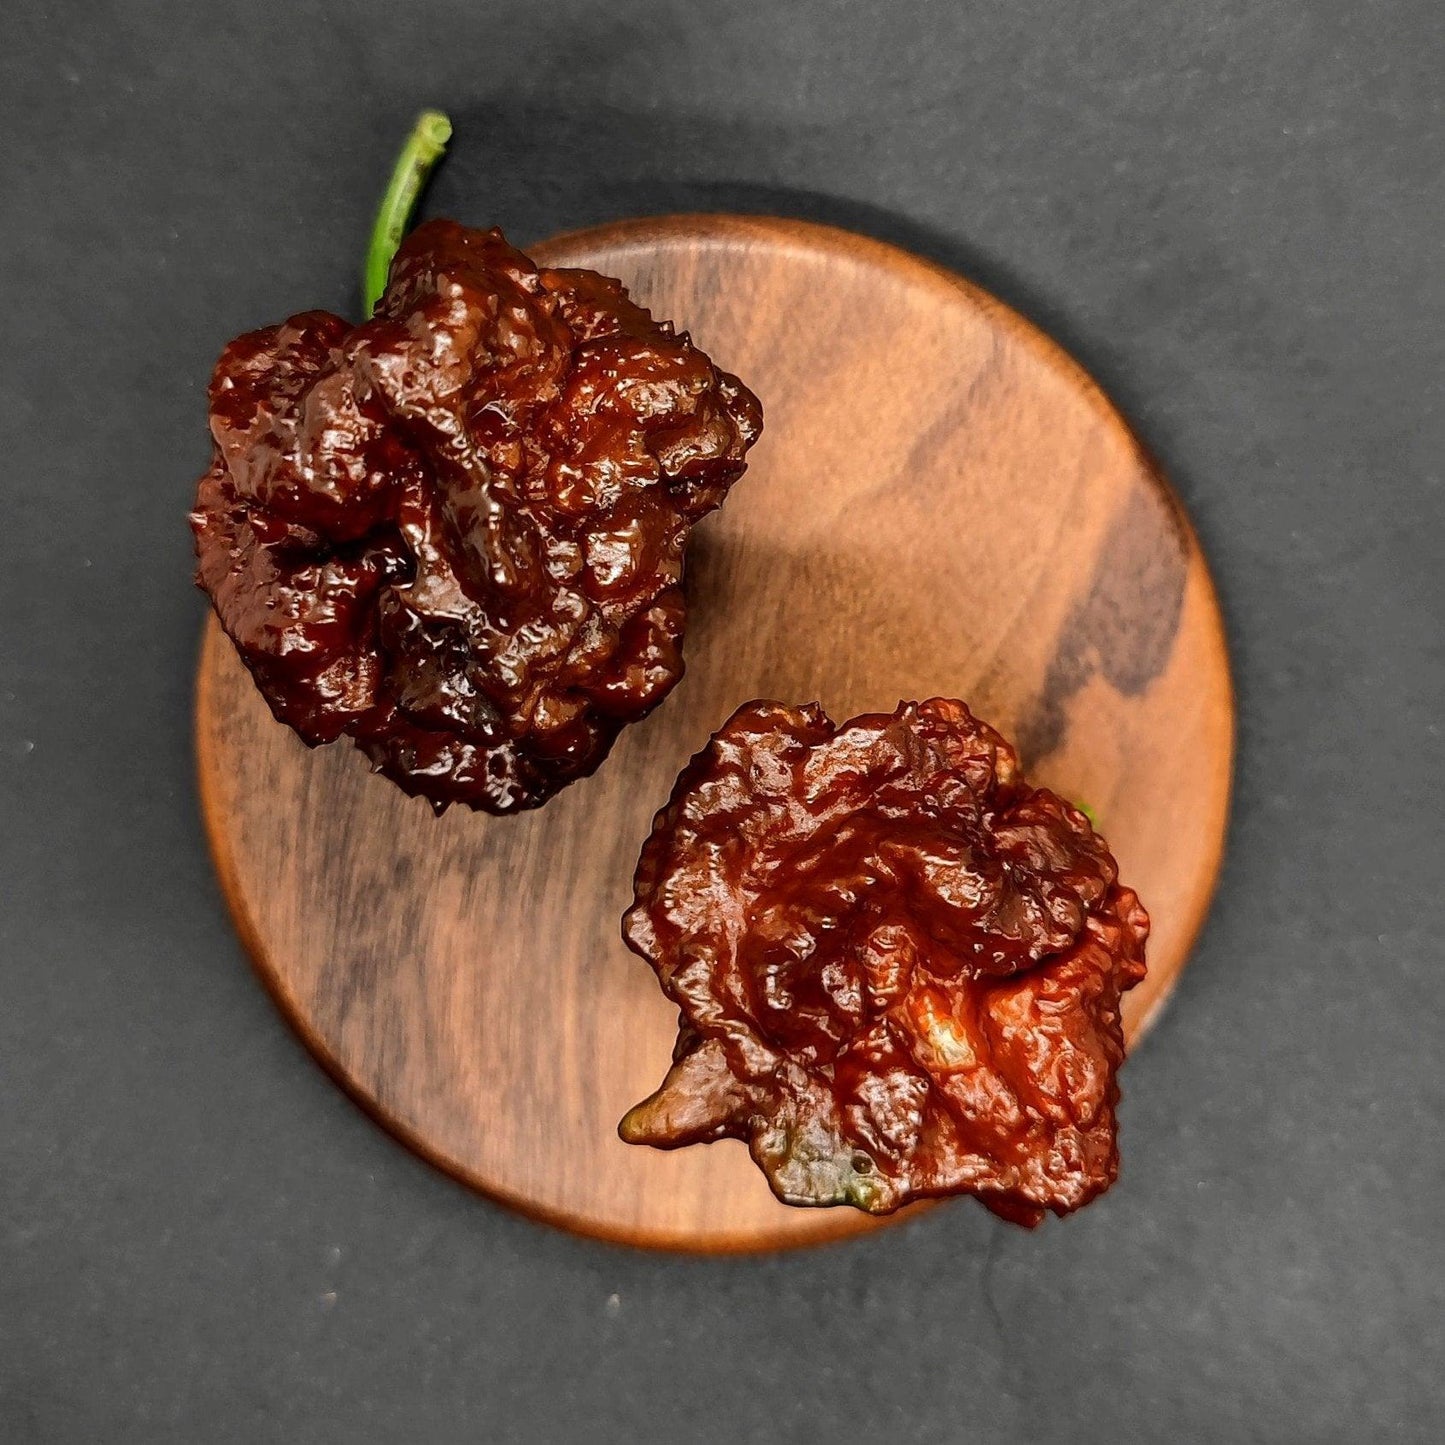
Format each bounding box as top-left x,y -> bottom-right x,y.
362,109 -> 453,315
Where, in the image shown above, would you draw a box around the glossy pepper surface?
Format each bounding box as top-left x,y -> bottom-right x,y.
191,220 -> 761,812
621,699 -> 1149,1224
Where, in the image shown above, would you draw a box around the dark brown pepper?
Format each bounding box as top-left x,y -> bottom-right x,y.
620,698 -> 1149,1224
190,220 -> 761,812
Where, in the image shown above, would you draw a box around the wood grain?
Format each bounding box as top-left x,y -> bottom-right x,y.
196,216 -> 1234,1251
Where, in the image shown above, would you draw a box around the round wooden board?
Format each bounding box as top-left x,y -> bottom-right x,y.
197,215 -> 1233,1252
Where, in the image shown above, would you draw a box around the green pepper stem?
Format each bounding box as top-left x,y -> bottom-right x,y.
362,109 -> 453,314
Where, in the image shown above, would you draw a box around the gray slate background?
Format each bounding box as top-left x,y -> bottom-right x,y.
2,1 -> 1442,1440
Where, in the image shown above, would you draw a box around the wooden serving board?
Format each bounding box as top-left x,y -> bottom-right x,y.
196,216 -> 1234,1251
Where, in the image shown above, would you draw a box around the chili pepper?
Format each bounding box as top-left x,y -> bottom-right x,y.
621,698 -> 1148,1224
192,192 -> 760,811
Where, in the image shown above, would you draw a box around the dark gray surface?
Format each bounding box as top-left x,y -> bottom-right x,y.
2,1 -> 1441,1440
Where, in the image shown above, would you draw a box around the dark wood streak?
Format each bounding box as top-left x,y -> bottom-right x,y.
196,216 -> 1234,1252
893,327 -> 1006,496
1019,478 -> 1191,766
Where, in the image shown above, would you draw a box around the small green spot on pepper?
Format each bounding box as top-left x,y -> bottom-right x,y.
362,109 -> 453,315
1074,799 -> 1099,828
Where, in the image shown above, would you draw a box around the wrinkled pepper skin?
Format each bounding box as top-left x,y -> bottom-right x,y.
191,220 -> 761,813
621,699 -> 1149,1225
